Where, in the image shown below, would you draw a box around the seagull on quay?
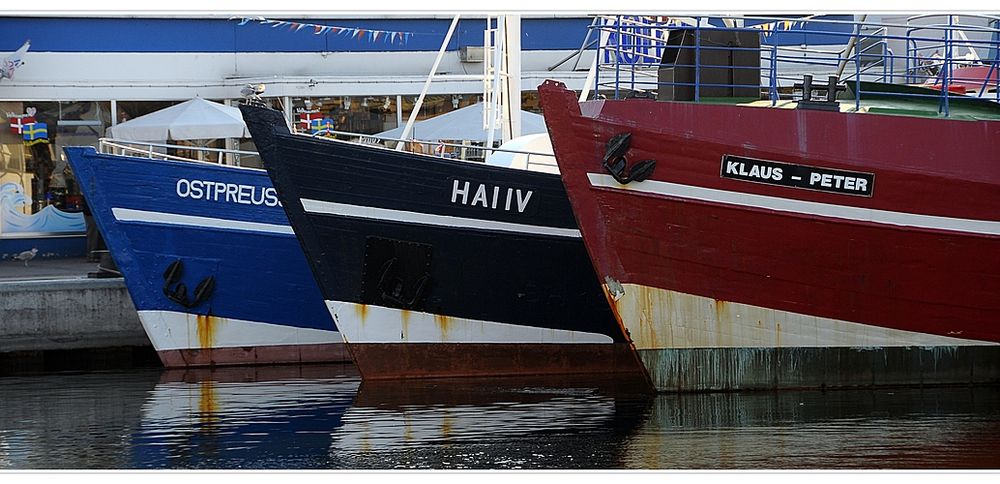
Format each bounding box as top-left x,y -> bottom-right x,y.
12,248 -> 37,266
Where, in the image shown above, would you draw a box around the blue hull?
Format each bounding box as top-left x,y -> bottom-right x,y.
63,146 -> 346,367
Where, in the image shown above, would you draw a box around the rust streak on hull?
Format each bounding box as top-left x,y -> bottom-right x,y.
356,303 -> 369,322
196,314 -> 215,349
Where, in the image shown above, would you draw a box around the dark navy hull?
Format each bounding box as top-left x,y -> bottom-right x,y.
64,147 -> 348,367
242,104 -> 643,380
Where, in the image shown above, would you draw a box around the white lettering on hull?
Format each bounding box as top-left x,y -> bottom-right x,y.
176,178 -> 281,207
451,179 -> 534,213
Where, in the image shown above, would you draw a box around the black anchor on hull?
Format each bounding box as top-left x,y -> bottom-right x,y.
602,132 -> 656,184
162,259 -> 216,309
376,257 -> 430,309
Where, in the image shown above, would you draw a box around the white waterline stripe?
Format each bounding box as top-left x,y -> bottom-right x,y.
112,207 -> 294,235
300,198 -> 582,239
588,173 -> 1000,236
326,300 -> 613,344
136,310 -> 343,351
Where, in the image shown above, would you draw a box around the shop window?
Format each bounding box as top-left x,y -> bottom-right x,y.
1,101 -> 111,215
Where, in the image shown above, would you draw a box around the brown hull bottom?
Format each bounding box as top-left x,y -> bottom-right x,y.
348,342 -> 648,383
158,342 -> 352,368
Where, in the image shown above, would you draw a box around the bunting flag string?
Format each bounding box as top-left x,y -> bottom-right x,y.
231,16 -> 427,46
749,18 -> 812,39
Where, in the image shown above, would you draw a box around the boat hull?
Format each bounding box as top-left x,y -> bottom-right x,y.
64,147 -> 347,368
241,104 -> 645,381
538,80 -> 1000,391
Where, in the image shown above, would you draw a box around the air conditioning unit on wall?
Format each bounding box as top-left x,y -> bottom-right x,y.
459,46 -> 485,63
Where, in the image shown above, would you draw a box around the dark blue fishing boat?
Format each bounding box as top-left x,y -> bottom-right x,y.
240,102 -> 643,380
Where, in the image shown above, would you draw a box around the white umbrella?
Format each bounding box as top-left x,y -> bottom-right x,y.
107,98 -> 250,141
376,102 -> 547,142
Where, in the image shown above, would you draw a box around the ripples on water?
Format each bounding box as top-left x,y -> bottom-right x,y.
0,364 -> 998,469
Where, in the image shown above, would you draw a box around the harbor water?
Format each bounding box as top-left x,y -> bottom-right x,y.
1,363 -> 999,470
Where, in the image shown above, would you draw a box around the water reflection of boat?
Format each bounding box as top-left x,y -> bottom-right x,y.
626,386 -> 1000,469
130,364 -> 359,469
0,370 -> 160,469
131,366 -> 652,469
64,146 -> 349,368
539,15 -> 1000,392
240,103 -> 644,381
330,375 -> 652,469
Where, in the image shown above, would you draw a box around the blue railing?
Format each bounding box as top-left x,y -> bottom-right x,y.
592,14 -> 1000,116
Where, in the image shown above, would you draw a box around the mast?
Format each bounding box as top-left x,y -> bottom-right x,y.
396,15 -> 460,151
485,15 -> 521,158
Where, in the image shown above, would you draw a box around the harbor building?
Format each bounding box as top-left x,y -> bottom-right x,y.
0,14 -> 595,221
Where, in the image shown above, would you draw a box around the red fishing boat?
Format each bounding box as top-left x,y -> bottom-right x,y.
539,15 -> 1000,391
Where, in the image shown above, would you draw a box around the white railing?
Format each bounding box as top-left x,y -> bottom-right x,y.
99,127 -> 556,172
98,139 -> 260,167
298,128 -> 556,168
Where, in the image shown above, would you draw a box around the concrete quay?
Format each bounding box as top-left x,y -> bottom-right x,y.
0,257 -> 154,374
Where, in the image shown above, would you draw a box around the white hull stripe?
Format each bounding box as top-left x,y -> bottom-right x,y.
112,207 -> 293,235
137,310 -> 343,351
326,300 -> 612,344
588,173 -> 1000,236
608,282 -> 998,350
300,198 -> 581,239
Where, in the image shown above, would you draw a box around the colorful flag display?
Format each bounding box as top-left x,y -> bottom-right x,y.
22,122 -> 48,146
297,109 -> 321,131
9,114 -> 35,134
312,118 -> 335,137
7,109 -> 49,146
232,17 -> 421,46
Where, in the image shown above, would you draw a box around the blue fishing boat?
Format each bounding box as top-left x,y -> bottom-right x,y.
64,145 -> 348,367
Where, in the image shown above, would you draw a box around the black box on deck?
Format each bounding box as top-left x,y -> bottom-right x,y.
657,29 -> 761,101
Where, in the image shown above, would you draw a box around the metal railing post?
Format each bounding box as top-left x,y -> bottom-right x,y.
855,21 -> 862,112
614,16 -> 622,99
592,19 -> 602,100
943,16 -> 953,116
695,18 -> 702,102
769,46 -> 778,104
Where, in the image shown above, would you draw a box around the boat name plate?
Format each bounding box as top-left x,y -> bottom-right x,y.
720,155 -> 874,197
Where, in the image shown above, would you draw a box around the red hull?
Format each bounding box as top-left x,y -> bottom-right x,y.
539,80 -> 1000,345
158,342 -> 351,368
